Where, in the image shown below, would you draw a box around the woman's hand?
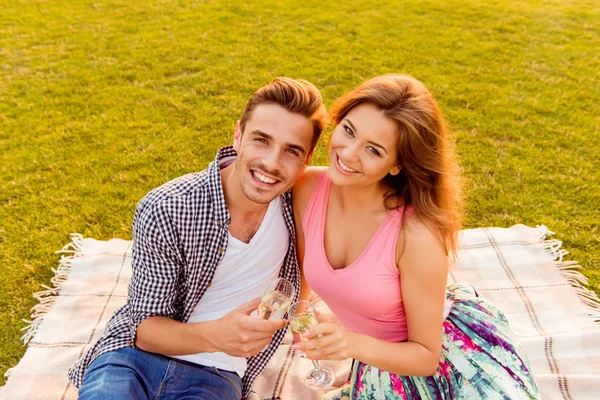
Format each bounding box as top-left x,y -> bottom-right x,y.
291,322 -> 358,361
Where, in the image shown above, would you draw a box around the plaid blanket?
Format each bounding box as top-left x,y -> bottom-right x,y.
1,225 -> 599,399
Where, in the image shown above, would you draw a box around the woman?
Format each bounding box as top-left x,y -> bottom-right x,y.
291,74 -> 540,399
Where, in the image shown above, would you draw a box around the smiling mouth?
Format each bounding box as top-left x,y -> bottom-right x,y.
336,155 -> 359,173
251,169 -> 280,185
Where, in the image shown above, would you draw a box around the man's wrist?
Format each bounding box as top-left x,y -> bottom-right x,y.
189,319 -> 219,354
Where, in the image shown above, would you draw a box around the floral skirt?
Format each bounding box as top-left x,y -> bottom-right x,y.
323,283 -> 540,400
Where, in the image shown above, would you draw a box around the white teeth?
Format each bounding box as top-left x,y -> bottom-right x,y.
253,170 -> 277,184
337,156 -> 358,173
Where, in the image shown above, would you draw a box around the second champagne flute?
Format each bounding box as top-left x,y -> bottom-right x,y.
289,300 -> 336,390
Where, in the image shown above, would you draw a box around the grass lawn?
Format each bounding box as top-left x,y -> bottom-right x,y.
1,0 -> 598,383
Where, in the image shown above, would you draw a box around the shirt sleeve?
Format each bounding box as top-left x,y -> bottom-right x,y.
126,195 -> 183,343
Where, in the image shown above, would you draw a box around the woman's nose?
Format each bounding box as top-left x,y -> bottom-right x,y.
341,142 -> 360,162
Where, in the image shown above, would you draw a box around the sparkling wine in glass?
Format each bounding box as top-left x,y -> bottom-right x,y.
257,278 -> 295,352
258,278 -> 294,321
289,300 -> 336,391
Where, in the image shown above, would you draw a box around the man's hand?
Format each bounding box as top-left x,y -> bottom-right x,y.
205,297 -> 287,358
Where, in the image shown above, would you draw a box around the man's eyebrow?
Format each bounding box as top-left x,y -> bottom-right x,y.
250,130 -> 307,154
344,118 -> 388,155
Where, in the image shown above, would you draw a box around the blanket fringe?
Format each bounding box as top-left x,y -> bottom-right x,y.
538,225 -> 600,323
19,234 -> 84,345
535,224 -> 554,240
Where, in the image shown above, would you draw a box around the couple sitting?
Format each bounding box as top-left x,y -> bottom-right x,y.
68,76 -> 540,399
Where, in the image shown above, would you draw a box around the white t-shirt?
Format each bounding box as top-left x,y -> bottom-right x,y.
173,196 -> 289,377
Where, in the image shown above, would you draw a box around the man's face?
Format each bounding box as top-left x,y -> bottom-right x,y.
233,103 -> 314,204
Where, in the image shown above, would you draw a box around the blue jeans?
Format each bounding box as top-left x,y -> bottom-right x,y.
78,347 -> 242,400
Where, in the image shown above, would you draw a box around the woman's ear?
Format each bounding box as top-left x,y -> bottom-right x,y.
390,165 -> 402,176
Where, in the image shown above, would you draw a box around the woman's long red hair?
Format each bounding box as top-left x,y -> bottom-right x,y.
329,74 -> 463,257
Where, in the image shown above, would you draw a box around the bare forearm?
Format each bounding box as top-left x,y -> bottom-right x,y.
135,316 -> 216,356
351,332 -> 440,376
298,271 -> 313,302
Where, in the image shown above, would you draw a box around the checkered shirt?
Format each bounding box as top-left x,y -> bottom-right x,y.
67,145 -> 301,398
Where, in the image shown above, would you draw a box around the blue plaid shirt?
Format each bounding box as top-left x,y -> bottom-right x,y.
68,146 -> 300,397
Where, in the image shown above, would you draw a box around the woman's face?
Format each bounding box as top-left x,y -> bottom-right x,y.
328,103 -> 401,188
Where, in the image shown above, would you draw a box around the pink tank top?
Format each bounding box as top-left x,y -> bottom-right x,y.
303,171 -> 410,343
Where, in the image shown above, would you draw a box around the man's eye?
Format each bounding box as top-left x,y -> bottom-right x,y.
287,149 -> 299,156
256,138 -> 268,144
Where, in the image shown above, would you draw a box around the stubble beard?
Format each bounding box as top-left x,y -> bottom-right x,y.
236,160 -> 285,205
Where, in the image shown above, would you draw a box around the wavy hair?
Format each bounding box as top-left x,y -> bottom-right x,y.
240,77 -> 327,154
329,74 -> 463,256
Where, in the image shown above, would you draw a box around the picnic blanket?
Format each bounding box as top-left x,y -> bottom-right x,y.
1,224 -> 599,399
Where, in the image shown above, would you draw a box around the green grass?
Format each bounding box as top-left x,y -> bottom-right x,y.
1,0 -> 598,382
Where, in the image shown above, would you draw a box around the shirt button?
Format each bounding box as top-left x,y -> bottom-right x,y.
218,247 -> 225,253
126,340 -> 132,346
216,220 -> 222,226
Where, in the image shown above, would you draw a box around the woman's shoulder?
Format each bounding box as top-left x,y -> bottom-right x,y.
292,166 -> 327,211
396,212 -> 448,271
291,166 -> 327,223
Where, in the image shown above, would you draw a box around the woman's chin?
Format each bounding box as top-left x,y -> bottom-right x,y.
328,164 -> 359,186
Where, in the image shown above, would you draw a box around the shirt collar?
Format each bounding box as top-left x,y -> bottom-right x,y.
206,145 -> 237,226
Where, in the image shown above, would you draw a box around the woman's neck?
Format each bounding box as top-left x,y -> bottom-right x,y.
331,181 -> 388,214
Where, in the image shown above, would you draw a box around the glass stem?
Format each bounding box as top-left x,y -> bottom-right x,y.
311,359 -> 321,371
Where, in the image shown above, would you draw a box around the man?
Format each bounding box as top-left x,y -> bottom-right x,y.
68,77 -> 327,399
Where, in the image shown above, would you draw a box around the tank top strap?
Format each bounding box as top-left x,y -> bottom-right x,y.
388,203 -> 414,230
302,170 -> 330,238
374,204 -> 414,274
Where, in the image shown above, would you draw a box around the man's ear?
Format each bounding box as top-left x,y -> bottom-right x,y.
304,151 -> 314,167
233,121 -> 242,151
298,151 -> 314,174
390,164 -> 402,176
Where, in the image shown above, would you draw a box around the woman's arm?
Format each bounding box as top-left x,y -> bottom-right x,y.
293,198 -> 312,303
291,167 -> 326,302
294,216 -> 448,376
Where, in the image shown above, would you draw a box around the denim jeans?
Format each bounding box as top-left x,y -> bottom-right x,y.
78,347 -> 243,400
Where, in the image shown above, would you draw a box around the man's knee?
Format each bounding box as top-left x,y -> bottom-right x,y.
202,367 -> 243,400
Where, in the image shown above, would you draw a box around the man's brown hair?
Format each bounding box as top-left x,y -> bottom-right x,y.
239,77 -> 327,153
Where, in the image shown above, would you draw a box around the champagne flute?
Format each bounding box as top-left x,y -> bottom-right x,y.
258,278 -> 295,320
288,300 -> 336,390
257,278 -> 295,351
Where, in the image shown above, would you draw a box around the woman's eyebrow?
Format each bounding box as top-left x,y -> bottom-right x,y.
345,118 -> 388,154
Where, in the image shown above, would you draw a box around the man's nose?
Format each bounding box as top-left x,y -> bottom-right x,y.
262,149 -> 283,172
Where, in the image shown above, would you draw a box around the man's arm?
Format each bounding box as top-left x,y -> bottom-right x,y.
126,196 -> 183,347
136,298 -> 286,357
128,196 -> 285,357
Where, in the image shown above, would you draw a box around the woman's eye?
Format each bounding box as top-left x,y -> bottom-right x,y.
344,126 -> 354,137
367,146 -> 380,156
